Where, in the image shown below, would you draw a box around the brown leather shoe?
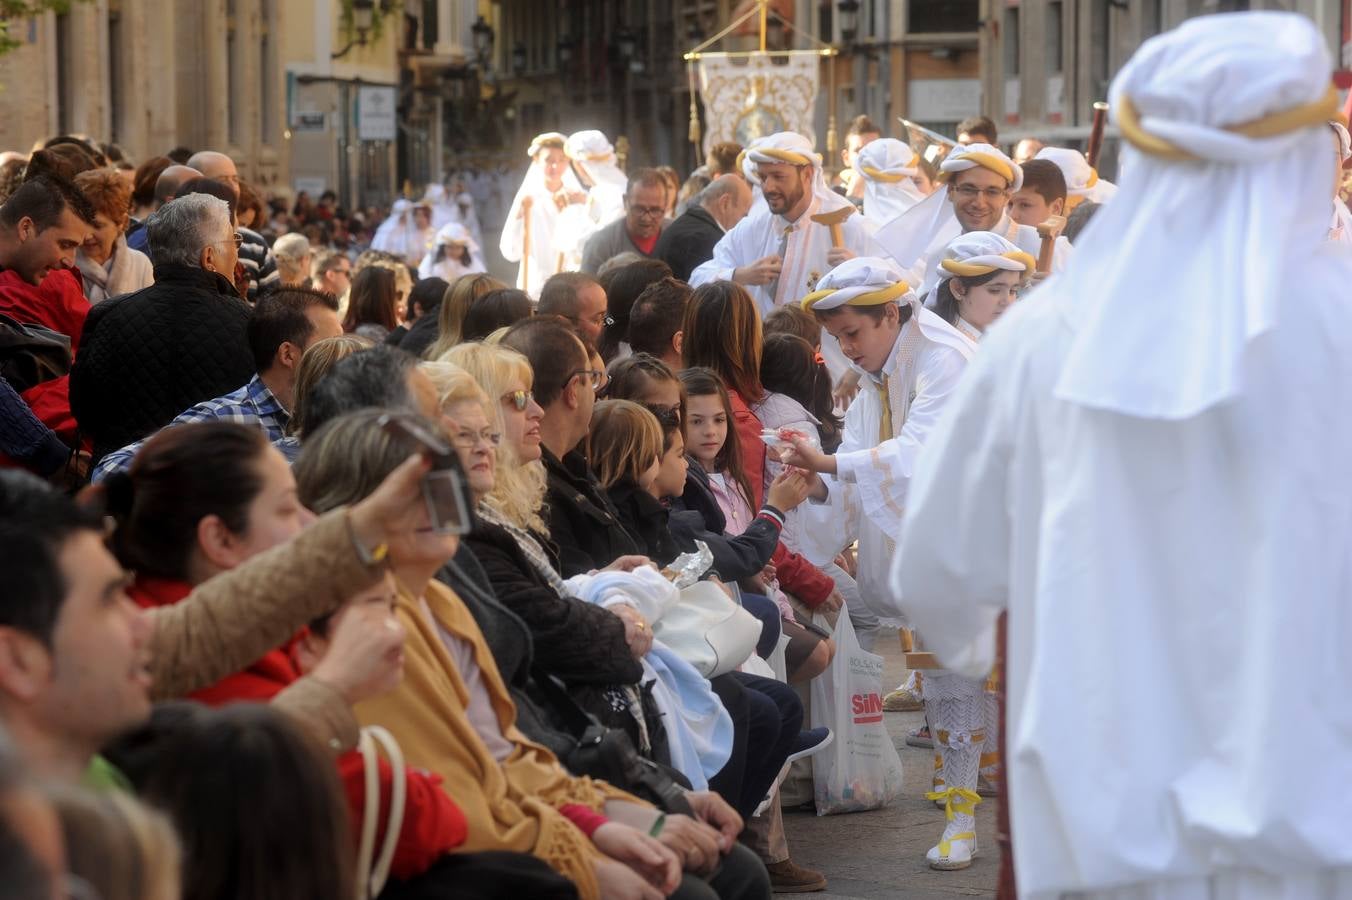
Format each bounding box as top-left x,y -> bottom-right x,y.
766,859 -> 828,893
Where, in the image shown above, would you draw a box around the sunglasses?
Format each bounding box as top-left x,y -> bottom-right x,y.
503,389 -> 534,411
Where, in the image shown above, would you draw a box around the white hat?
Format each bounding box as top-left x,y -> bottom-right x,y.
936,231 -> 1035,281
527,132 -> 567,158
746,132 -> 821,169
1053,10 -> 1339,419
854,138 -> 927,224
564,130 -> 615,164
1034,147 -> 1117,206
941,143 -> 1023,192
800,257 -> 914,312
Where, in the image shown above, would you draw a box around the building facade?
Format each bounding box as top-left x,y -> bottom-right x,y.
985,0 -> 1352,154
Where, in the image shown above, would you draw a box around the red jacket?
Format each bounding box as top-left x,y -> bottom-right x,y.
0,267 -> 90,353
129,577 -> 468,879
727,389 -> 834,607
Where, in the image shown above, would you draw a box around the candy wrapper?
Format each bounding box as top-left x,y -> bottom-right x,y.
662,540 -> 714,589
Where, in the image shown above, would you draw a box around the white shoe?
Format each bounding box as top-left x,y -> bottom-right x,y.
926,831 -> 978,870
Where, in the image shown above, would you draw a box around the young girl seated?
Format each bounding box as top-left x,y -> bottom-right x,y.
677,367 -> 833,684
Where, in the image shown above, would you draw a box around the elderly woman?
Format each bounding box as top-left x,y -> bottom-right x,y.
271,232 -> 313,287
73,167 -> 153,303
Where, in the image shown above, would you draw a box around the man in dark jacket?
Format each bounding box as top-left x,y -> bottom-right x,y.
501,317 -> 642,575
653,174 -> 754,281
70,193 -> 253,461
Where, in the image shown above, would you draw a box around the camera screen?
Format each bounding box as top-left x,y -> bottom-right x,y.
422,469 -> 471,535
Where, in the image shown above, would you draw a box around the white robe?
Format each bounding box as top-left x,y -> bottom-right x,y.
498,172 -> 582,298
891,277 -> 1352,899
797,308 -> 975,622
689,197 -> 882,316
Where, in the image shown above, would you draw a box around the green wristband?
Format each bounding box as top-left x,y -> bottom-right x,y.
648,813 -> 667,837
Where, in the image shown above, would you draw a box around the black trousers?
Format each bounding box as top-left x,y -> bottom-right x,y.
378,851 -> 579,900
707,672 -> 804,819
669,842 -> 772,900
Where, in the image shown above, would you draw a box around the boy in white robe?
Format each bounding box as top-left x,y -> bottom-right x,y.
1034,146 -> 1118,211
894,12 -> 1352,899
853,138 -> 928,227
499,132 -> 586,298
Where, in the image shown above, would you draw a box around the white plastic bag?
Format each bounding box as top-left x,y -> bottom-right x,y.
809,609 -> 905,815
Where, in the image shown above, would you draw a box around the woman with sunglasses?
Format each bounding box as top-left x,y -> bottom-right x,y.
432,350 -> 672,769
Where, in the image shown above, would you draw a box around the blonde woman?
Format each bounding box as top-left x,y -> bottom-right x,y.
426,273 -> 507,360
441,342 -> 547,534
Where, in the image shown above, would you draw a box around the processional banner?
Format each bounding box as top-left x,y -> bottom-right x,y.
697,54 -> 820,158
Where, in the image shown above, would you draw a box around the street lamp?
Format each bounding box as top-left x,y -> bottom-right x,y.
557,35 -> 574,67
332,0 -> 376,59
471,15 -> 493,66
512,41 -> 528,75
836,0 -> 860,45
615,26 -> 637,64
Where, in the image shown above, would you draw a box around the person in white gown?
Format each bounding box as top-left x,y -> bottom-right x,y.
853,138 -> 929,228
1034,147 -> 1118,211
553,130 -> 629,272
370,199 -> 434,267
1326,121 -> 1352,244
873,143 -> 1071,299
498,132 -> 586,298
893,12 -> 1352,899
418,222 -> 487,282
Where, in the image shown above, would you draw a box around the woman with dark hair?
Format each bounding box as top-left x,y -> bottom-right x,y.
680,281 -> 841,620
130,155 -> 171,221
103,420 -> 480,889
460,287 -> 532,342
135,703 -> 357,900
757,333 -> 843,455
596,258 -> 672,362
390,275 -> 450,356
344,265 -> 399,341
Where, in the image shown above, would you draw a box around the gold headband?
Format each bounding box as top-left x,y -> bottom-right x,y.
1117,84 -> 1339,161
800,280 -> 911,311
860,166 -> 909,183
939,151 -> 1016,185
939,250 -> 1037,278
754,148 -> 815,167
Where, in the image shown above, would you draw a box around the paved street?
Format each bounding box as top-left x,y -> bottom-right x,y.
785,634 -> 998,899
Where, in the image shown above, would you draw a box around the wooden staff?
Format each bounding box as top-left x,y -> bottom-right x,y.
995,612 -> 1015,900
1086,101 -> 1110,170
520,196 -> 533,288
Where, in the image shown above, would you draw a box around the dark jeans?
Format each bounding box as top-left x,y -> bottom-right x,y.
707,673 -> 803,819
669,842 -> 772,900
738,591 -> 783,658
378,851 -> 579,899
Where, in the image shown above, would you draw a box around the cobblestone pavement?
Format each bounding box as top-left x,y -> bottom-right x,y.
781,633 -> 999,899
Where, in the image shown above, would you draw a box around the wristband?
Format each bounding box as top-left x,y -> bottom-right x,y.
345,511 -> 388,568
648,813 -> 666,837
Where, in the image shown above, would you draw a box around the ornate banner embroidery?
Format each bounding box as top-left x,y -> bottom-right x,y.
697,54 -> 820,157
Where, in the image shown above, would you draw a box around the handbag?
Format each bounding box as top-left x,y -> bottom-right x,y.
530,667 -> 693,817
356,726 -> 408,900
652,580 -> 761,678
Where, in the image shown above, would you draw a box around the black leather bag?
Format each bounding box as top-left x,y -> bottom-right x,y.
530,668 -> 693,816
0,313 -> 71,393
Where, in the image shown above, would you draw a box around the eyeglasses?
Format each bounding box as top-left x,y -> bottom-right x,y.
503,389 -> 534,411
451,428 -> 501,450
952,185 -> 1010,202
211,231 -> 243,251
569,368 -> 608,391
629,205 -> 666,220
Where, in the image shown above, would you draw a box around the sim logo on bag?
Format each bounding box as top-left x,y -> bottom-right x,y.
851,692 -> 883,725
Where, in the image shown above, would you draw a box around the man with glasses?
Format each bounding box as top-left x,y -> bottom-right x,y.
186,150 -> 280,301
875,142 -> 1071,299
311,248 -> 353,307
501,317 -> 644,577
538,271 -> 611,345
579,168 -> 670,275
70,193 -> 255,462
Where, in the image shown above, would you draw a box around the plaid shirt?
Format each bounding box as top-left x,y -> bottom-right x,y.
92,375 -> 293,482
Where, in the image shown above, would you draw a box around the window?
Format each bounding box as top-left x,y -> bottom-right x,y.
1047,1 -> 1062,74
55,11 -> 73,134
260,0 -> 277,145
909,0 -> 979,34
108,1 -> 124,144
1004,7 -> 1019,78
226,0 -> 240,146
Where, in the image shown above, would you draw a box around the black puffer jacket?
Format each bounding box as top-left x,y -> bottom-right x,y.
70,263 -> 253,461
541,447 -> 642,577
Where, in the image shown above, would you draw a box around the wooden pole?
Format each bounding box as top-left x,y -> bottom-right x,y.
759,0 -> 767,53
1086,101 -> 1109,170
520,196 -> 533,289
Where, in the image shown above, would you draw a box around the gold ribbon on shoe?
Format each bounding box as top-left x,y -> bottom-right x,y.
1117,84 -> 1339,161
936,830 -> 978,858
924,787 -> 982,821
